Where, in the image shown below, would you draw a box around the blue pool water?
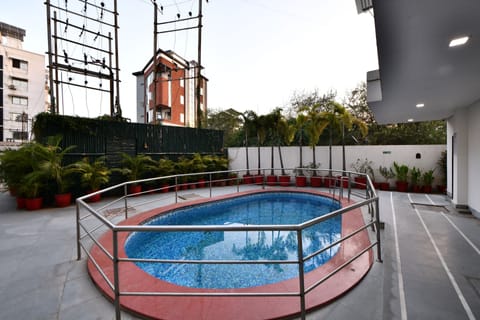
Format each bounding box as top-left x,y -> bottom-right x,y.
125,192 -> 341,289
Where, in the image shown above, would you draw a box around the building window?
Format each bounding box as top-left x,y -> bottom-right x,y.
180,77 -> 184,87
11,96 -> 28,106
11,78 -> 28,91
11,58 -> 28,71
180,95 -> 184,105
12,131 -> 28,140
180,113 -> 184,123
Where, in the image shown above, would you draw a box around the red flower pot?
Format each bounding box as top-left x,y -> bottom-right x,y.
379,182 -> 390,191
279,175 -> 291,186
55,193 -> 72,207
295,176 -> 307,187
395,181 -> 408,192
161,184 -> 170,193
324,176 -> 336,187
412,185 -> 422,193
254,175 -> 264,184
87,192 -> 102,202
340,176 -> 349,188
128,184 -> 142,195
422,185 -> 433,193
354,177 -> 367,189
243,175 -> 253,184
25,197 -> 43,211
266,175 -> 277,186
310,176 -> 322,187
16,197 -> 26,209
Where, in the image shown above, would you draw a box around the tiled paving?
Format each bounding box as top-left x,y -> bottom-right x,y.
0,187 -> 479,319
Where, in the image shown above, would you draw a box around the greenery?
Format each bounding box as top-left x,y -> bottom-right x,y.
393,162 -> 409,182
351,158 -> 375,180
410,167 -> 422,186
114,153 -> 157,184
379,166 -> 395,182
72,157 -> 111,191
422,169 -> 435,187
206,83 -> 446,148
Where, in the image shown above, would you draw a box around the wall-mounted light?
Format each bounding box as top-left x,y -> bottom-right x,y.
449,36 -> 469,47
416,103 -> 425,108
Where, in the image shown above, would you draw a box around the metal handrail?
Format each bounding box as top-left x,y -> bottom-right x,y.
75,168 -> 381,320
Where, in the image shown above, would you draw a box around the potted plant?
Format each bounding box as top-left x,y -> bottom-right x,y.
393,162 -> 409,192
156,157 -> 175,192
115,153 -> 157,195
410,167 -> 422,193
73,156 -> 111,202
21,170 -> 45,211
351,158 -> 374,190
306,162 -> 322,187
422,169 -> 435,193
32,136 -> 78,207
378,166 -> 394,191
294,167 -> 307,187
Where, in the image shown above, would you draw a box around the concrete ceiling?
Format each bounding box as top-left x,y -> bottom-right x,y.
368,0 -> 480,124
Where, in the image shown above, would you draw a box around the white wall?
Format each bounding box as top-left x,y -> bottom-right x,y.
228,145 -> 446,186
467,101 -> 480,217
447,109 -> 469,208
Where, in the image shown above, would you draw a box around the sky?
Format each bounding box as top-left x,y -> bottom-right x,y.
1,0 -> 378,122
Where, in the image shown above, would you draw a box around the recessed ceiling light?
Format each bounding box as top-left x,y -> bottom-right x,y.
449,36 -> 469,47
407,118 -> 414,122
416,103 -> 425,108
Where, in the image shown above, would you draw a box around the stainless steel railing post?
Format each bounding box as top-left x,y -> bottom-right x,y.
375,198 -> 383,262
113,229 -> 121,320
296,229 -> 306,320
76,201 -> 81,260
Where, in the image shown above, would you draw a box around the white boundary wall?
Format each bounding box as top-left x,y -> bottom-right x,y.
228,145 -> 446,186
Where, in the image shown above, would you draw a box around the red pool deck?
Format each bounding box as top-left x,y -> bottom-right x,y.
88,189 -> 374,319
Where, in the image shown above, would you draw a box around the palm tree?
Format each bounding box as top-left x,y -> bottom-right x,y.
250,113 -> 269,176
319,102 -> 368,174
242,110 -> 257,176
277,117 -> 296,176
266,108 -> 282,176
295,113 -> 308,176
303,104 -> 329,176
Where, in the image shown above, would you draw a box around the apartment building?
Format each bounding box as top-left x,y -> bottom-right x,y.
134,49 -> 207,127
0,22 -> 46,142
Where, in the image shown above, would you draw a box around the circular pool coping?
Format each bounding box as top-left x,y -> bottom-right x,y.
88,189 -> 374,320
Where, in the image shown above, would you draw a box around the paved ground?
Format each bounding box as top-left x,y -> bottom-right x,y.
0,187 -> 479,320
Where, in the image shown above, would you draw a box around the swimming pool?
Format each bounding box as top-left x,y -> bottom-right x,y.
87,189 -> 374,320
125,192 -> 341,289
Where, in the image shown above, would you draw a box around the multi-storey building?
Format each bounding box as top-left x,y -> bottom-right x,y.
134,49 -> 207,127
0,22 -> 46,142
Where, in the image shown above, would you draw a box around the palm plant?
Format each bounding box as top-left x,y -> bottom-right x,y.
33,135 -> 77,195
73,156 -> 111,191
115,153 -> 157,185
295,113 -> 308,176
277,117 -> 296,176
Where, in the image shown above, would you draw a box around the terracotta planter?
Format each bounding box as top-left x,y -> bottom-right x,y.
16,197 -> 26,209
279,175 -> 291,186
354,177 -> 367,189
310,176 -> 322,187
339,176 -> 349,188
379,182 -> 390,191
324,176 -> 336,187
437,185 -> 446,194
295,176 -> 307,187
266,175 -> 277,186
422,185 -> 433,193
412,185 -> 422,193
55,193 -> 72,207
25,197 -> 43,211
395,181 -> 408,192
87,192 -> 102,203
128,184 -> 142,195
161,184 -> 170,193
243,175 -> 253,184
254,175 -> 264,184
197,179 -> 206,188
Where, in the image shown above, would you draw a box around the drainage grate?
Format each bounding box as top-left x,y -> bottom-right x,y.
411,202 -> 449,213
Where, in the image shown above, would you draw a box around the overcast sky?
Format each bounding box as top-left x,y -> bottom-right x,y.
2,0 -> 377,121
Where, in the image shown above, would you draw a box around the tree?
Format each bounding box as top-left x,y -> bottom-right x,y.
277,117 -> 296,175
206,108 -> 243,147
